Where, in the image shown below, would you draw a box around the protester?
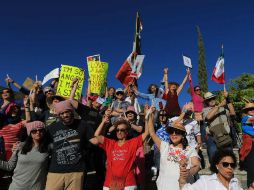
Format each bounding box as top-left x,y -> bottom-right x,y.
240,102 -> 254,188
163,68 -> 190,118
179,149 -> 244,190
110,88 -> 130,123
149,117 -> 200,190
125,83 -> 141,116
89,108 -> 151,190
0,96 -> 31,160
0,121 -> 49,190
202,91 -> 235,163
44,100 -> 95,190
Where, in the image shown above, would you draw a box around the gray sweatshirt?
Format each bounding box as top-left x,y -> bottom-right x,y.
0,145 -> 49,190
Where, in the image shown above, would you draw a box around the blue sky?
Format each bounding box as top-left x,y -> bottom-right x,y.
0,0 -> 253,105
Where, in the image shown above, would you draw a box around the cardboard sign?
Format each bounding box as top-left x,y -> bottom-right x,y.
87,61 -> 108,95
22,77 -> 35,90
57,65 -> 84,100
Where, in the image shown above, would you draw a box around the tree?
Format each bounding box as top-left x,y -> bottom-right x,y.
228,73 -> 254,124
197,26 -> 208,93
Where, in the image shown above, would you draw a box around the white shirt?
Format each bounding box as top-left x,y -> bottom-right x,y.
182,173 -> 243,190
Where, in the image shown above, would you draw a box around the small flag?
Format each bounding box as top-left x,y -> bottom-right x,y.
211,45 -> 225,84
86,54 -> 100,63
183,55 -> 192,68
42,68 -> 60,85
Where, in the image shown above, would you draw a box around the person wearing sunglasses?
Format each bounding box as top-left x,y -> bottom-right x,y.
110,88 -> 130,124
149,118 -> 200,190
0,121 -> 49,190
240,102 -> 254,188
89,108 -> 151,190
179,149 -> 245,190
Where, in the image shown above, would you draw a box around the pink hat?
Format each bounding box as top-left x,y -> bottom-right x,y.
125,106 -> 137,117
26,121 -> 45,135
54,100 -> 74,115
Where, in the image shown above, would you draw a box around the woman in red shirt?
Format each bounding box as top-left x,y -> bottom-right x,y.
90,108 -> 152,190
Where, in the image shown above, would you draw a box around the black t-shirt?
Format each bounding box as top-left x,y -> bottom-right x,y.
47,119 -> 94,173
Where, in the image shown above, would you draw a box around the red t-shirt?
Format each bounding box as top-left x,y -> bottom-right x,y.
0,122 -> 24,160
100,135 -> 143,188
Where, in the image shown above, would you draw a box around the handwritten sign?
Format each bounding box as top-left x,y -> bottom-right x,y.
56,65 -> 84,100
87,61 -> 108,95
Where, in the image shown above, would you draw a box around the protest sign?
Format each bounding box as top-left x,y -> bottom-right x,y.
87,61 -> 108,95
22,77 -> 35,90
130,55 -> 145,79
56,65 -> 84,100
183,55 -> 192,68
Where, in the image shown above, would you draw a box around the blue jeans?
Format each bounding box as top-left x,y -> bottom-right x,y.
206,135 -> 232,164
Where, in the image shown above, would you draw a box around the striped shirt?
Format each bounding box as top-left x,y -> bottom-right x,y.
0,122 -> 24,160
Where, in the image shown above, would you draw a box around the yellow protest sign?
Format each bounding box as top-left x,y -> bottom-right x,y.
87,61 -> 108,95
22,77 -> 35,90
56,65 -> 85,100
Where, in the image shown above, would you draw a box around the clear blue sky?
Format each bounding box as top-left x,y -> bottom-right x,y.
1,0 -> 253,105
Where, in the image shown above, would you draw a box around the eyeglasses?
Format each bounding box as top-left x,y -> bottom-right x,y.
168,128 -> 185,135
221,162 -> 236,169
116,128 -> 127,133
31,129 -> 45,134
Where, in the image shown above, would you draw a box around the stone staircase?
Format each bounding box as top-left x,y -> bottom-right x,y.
199,148 -> 247,189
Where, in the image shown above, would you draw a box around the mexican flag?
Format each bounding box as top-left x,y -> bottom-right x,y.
211,46 -> 225,84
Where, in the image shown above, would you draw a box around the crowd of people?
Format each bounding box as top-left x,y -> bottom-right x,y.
0,68 -> 254,190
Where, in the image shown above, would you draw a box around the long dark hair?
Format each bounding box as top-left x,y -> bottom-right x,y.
21,129 -> 49,154
148,84 -> 159,97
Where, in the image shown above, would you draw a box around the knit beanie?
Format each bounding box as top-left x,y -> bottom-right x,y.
54,100 -> 74,115
26,121 -> 45,135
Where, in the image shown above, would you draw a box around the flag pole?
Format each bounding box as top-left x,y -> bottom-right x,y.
221,44 -> 225,92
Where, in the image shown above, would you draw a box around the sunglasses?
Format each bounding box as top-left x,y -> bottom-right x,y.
116,93 -> 124,96
159,114 -> 167,117
45,90 -> 52,94
31,128 -> 45,134
2,90 -> 10,94
194,89 -> 201,91
221,162 -> 236,169
116,128 -> 127,133
168,128 -> 185,135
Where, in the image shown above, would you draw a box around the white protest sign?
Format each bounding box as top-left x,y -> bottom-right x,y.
183,55 -> 192,68
130,55 -> 145,78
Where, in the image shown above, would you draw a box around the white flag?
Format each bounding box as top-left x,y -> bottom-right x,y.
42,68 -> 59,85
183,55 -> 192,68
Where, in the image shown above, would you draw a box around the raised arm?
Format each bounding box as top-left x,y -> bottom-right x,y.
177,69 -> 190,95
224,90 -> 235,116
69,78 -> 79,100
148,112 -> 162,150
142,110 -> 152,141
188,72 -> 195,96
23,96 -> 31,123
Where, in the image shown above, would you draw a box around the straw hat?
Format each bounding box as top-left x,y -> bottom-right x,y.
204,92 -> 216,100
171,122 -> 186,132
242,103 -> 254,110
